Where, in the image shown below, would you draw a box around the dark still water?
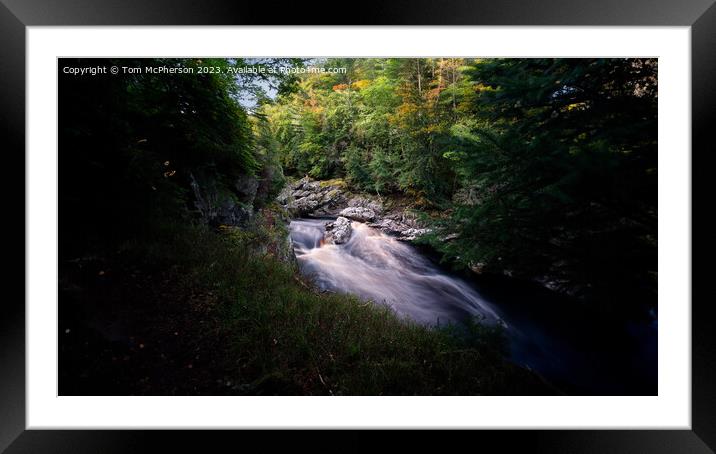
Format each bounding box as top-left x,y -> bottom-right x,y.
289,218 -> 657,395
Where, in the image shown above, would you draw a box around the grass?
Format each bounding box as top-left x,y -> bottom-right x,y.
59,207 -> 550,395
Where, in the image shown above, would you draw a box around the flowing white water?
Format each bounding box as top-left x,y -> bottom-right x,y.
290,218 -> 502,327
290,217 -> 657,395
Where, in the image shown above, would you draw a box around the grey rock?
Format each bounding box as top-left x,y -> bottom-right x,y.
235,174 -> 259,205
288,196 -> 321,216
469,262 -> 486,274
294,176 -> 312,191
373,218 -> 402,235
304,181 -> 321,192
280,177 -> 348,217
369,218 -> 430,241
189,172 -> 253,227
398,227 -> 431,241
217,200 -> 253,226
325,217 -> 353,244
339,206 -> 376,222
347,196 -> 383,214
276,185 -> 294,205
279,177 -> 428,241
397,212 -> 420,228
322,189 -> 345,205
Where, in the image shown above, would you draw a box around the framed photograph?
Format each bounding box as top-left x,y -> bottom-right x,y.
3,0 -> 712,451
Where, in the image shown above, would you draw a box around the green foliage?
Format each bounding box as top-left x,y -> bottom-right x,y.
431,58 -> 658,301
342,144 -> 372,189
251,115 -> 287,206
262,58 -> 471,200
60,57 -> 298,257
264,57 -> 657,303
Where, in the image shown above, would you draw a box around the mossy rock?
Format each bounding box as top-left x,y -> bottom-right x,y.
319,178 -> 347,189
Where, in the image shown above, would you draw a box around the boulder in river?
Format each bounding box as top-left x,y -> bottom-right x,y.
325,217 -> 353,244
288,194 -> 322,216
339,206 -> 376,222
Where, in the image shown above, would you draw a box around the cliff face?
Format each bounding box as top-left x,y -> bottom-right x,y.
189,171 -> 258,228
186,169 -> 296,266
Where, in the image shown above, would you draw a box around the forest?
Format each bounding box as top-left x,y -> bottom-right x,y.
59,57 -> 657,396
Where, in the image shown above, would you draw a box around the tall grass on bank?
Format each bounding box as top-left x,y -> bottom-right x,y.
103,212 -> 548,395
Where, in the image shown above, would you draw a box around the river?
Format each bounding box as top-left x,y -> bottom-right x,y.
289,217 -> 657,395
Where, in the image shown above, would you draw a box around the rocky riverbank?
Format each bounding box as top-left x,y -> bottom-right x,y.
278,177 -> 430,242
278,177 -> 590,299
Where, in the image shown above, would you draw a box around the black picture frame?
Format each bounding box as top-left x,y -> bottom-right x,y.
2,0 -> 712,452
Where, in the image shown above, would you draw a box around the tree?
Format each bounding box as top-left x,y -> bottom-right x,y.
430,58 -> 657,303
